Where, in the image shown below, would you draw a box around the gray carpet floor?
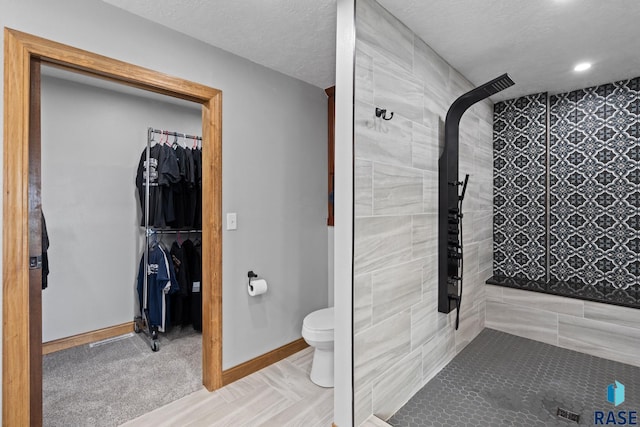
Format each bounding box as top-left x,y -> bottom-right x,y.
43,326 -> 202,427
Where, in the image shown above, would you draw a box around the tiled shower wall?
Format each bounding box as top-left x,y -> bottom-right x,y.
549,80 -> 639,298
353,0 -> 493,424
491,78 -> 639,307
493,94 -> 547,280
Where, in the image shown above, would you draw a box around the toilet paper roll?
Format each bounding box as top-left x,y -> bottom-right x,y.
248,279 -> 268,296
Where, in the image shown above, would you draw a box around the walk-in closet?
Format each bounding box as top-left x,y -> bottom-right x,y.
40,65 -> 206,426
135,127 -> 204,351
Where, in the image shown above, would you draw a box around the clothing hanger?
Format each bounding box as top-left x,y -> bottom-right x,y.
149,231 -> 159,249
172,134 -> 179,149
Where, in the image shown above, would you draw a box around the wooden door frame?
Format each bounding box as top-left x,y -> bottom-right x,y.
3,28 -> 223,426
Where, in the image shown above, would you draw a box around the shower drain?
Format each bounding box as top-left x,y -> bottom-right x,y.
557,407 -> 580,423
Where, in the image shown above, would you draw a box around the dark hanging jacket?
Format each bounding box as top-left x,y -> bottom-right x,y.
42,212 -> 49,290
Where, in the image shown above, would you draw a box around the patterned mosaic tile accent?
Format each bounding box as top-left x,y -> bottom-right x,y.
388,329 -> 640,427
549,78 -> 640,292
493,94 -> 547,280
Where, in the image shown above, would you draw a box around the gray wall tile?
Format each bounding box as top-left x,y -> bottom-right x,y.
413,37 -> 450,105
583,301 -> 640,331
558,314 -> 640,368
373,163 -> 424,215
354,0 -> 494,421
474,211 -> 493,244
455,298 -> 482,352
422,254 -> 438,299
422,170 -> 437,214
355,215 -> 412,275
461,273 -> 481,314
486,301 -> 558,346
448,68 -> 474,98
463,211 -> 476,244
477,301 -> 486,330
423,87 -> 449,123
478,237 -> 493,274
355,384 -> 373,427
411,298 -> 449,351
422,328 -> 455,382
373,59 -> 424,123
473,175 -> 493,213
372,260 -> 423,324
501,287 -> 584,317
356,0 -> 413,73
354,310 -> 411,389
356,159 -> 373,217
355,45 -> 374,105
485,284 -> 503,302
355,274 -> 373,334
475,133 -> 492,173
372,349 -> 422,420
462,243 -> 479,278
412,119 -> 438,172
411,214 -> 437,260
355,100 -> 413,167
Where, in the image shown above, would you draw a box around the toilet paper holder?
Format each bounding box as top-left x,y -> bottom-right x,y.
247,270 -> 258,291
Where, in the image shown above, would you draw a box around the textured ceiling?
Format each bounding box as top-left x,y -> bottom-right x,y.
101,0 -> 338,89
377,0 -> 640,101
101,0 -> 640,102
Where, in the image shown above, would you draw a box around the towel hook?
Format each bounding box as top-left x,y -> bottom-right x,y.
375,107 -> 394,120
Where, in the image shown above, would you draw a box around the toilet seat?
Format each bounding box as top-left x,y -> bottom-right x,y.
302,307 -> 334,342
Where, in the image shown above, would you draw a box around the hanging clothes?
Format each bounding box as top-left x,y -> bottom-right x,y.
42,211 -> 50,290
192,147 -> 203,229
137,140 -> 204,229
183,147 -> 197,229
182,238 -> 202,331
169,240 -> 192,327
135,143 -> 181,228
137,243 -> 180,332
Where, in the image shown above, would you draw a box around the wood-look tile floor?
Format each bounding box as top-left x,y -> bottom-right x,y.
120,347 -> 333,427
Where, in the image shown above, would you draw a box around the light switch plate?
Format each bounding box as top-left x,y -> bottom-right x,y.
226,212 -> 237,230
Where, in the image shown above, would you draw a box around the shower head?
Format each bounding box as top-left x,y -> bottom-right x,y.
481,73 -> 515,97
446,73 -> 515,124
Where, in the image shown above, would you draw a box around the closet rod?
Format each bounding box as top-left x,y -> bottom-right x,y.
150,127 -> 202,141
148,229 -> 202,235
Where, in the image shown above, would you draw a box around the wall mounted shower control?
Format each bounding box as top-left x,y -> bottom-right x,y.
438,73 -> 514,330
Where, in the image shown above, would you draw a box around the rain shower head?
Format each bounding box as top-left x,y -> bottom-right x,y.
446,73 -> 515,126
482,73 -> 516,97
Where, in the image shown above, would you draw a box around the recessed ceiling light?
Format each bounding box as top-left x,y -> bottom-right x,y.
574,62 -> 592,72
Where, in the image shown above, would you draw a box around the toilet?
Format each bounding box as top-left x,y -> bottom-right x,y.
301,307 -> 334,387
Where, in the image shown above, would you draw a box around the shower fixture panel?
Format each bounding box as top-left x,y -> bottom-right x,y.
438,73 -> 514,329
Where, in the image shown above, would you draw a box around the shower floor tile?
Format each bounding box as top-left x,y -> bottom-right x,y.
388,328 -> 640,427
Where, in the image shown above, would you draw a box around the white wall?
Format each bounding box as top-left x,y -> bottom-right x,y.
40,73 -> 202,342
334,0 -> 356,425
0,0 -> 328,393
